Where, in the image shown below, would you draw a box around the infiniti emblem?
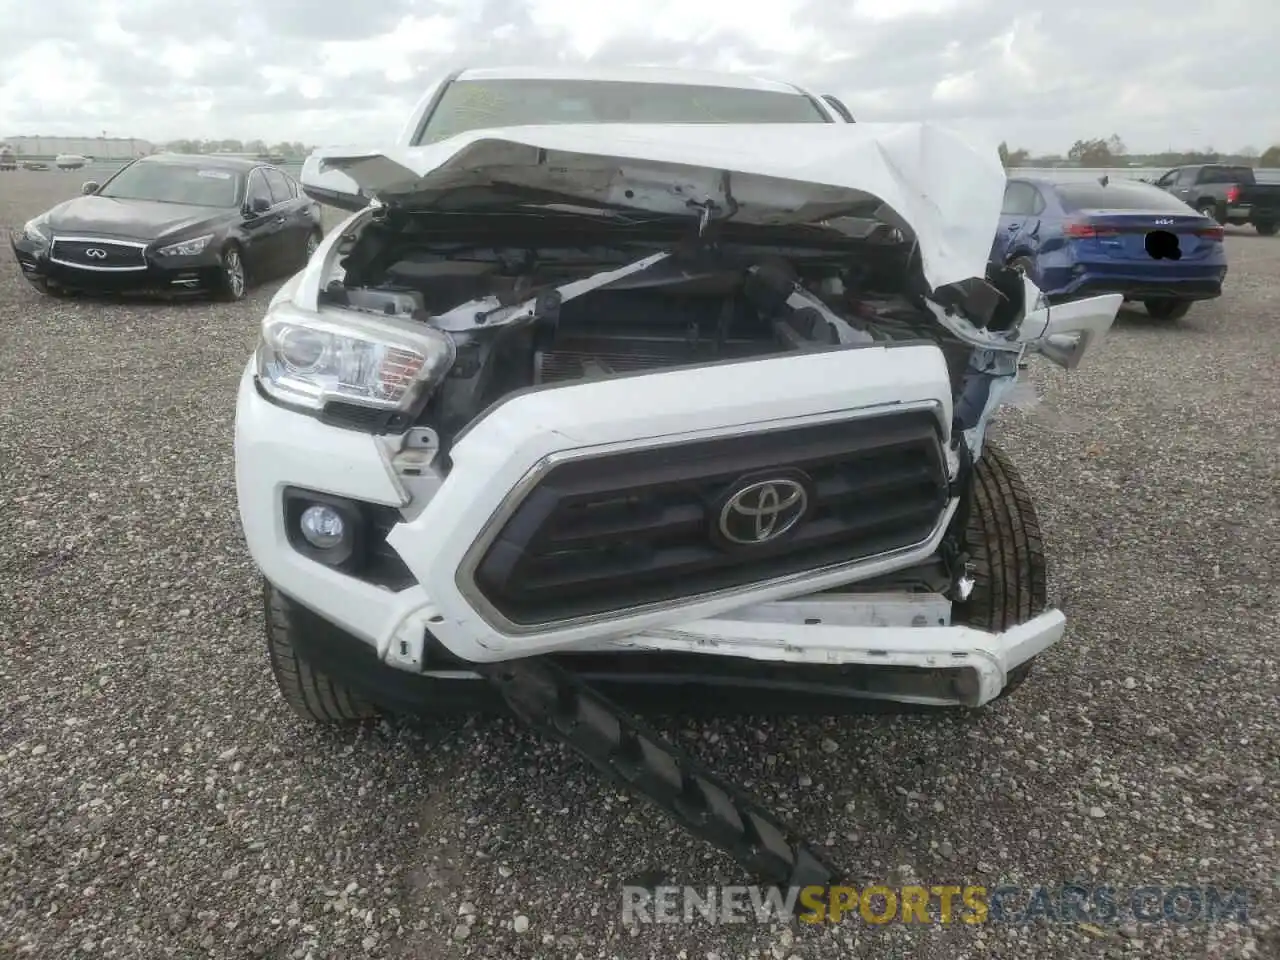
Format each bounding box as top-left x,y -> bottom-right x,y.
717,478 -> 809,546
85,248 -> 108,259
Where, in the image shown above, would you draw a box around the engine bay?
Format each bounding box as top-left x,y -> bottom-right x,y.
318,208 -> 982,441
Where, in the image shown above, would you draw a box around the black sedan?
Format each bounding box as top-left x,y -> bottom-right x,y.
9,153 -> 324,301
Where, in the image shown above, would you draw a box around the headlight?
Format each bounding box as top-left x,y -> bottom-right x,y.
21,219 -> 50,243
256,304 -> 455,414
157,234 -> 213,257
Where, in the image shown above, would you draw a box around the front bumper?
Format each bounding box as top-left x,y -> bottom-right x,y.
10,234 -> 223,295
281,586 -> 1064,713
235,340 -> 1067,709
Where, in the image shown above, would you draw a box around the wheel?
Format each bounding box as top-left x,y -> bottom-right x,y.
216,243 -> 247,302
303,228 -> 322,265
1143,298 -> 1192,321
1196,202 -> 1221,224
263,580 -> 378,724
953,443 -> 1048,699
1255,221 -> 1278,237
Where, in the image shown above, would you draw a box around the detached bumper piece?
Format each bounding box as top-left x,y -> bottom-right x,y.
481,655 -> 841,896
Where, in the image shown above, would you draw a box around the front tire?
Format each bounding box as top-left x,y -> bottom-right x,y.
1144,298 -> 1192,321
953,443 -> 1048,699
1255,221 -> 1278,237
263,581 -> 378,724
216,243 -> 247,302
303,228 -> 322,266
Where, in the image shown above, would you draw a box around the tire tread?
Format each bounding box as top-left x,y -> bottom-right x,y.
956,443 -> 1048,697
263,581 -> 377,724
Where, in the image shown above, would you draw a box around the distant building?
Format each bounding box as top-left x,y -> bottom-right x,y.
0,135 -> 156,159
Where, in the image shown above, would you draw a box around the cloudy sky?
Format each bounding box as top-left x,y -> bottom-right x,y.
1,0 -> 1277,155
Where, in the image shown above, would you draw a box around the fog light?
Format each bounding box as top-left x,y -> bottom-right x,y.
299,504 -> 346,549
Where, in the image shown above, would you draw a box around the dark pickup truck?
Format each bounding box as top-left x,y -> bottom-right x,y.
1151,164 -> 1280,236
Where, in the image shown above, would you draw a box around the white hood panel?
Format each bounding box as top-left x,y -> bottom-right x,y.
303,122 -> 1007,292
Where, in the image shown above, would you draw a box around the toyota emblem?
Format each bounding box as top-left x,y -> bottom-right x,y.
717,477 -> 809,546
85,248 -> 108,259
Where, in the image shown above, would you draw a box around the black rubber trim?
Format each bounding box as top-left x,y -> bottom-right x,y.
478,655 -> 841,895
252,376 -> 421,437
281,486 -> 416,590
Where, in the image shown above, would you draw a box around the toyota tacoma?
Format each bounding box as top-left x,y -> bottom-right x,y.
1152,162 -> 1280,236
233,66 -> 1123,888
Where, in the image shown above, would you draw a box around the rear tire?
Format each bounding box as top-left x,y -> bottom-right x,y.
953,443 -> 1048,700
1255,221 -> 1278,237
1196,202 -> 1221,224
1143,298 -> 1192,321
263,580 -> 379,724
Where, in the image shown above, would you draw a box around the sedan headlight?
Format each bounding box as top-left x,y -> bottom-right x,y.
157,233 -> 214,257
256,304 -> 455,414
21,219 -> 50,243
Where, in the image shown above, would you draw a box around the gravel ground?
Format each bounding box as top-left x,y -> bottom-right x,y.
1,169 -> 1276,960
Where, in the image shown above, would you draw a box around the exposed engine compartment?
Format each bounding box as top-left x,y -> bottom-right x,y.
318,208 -> 983,441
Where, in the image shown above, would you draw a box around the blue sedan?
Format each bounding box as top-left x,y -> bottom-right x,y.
990,177 -> 1228,321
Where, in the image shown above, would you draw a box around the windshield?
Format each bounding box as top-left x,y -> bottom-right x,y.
98,162 -> 241,207
416,78 -> 829,144
1056,181 -> 1198,213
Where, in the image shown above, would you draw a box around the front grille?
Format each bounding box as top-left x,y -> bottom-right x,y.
50,238 -> 147,270
468,410 -> 950,628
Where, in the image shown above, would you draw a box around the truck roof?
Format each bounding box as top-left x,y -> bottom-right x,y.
452,64 -> 805,94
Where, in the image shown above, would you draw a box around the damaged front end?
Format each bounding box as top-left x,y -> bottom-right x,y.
239,122 -> 1121,894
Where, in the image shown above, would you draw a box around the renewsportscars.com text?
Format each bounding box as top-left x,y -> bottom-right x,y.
622,884 -> 1251,926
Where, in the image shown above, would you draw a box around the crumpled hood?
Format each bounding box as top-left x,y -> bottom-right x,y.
302,121 -> 1007,292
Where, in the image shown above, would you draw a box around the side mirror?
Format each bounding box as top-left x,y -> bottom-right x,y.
248,196 -> 272,215
1020,287 -> 1122,371
82,181 -> 100,195
299,154 -> 369,213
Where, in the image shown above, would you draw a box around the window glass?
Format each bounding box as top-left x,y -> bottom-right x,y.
263,167 -> 292,205
417,78 -> 829,143
1002,182 -> 1038,215
1056,180 -> 1197,211
98,162 -> 240,206
1197,166 -> 1251,185
246,170 -> 273,208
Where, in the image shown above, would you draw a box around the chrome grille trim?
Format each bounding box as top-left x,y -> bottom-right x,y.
49,236 -> 149,272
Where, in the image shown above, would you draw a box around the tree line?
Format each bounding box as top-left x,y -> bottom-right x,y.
1000,136 -> 1280,169
161,139 -> 313,158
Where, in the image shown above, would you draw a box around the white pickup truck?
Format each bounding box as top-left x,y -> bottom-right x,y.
233,64 -> 1121,887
